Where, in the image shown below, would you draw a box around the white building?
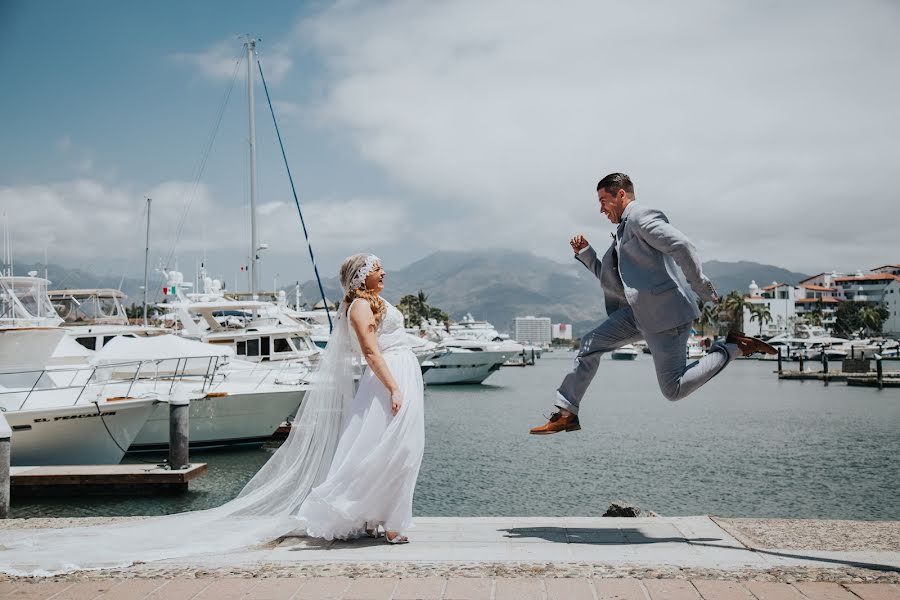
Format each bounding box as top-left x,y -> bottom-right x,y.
742,281 -> 796,336
832,271 -> 897,305
871,264 -> 900,277
552,323 -> 572,340
883,278 -> 900,339
515,316 -> 551,346
794,280 -> 841,329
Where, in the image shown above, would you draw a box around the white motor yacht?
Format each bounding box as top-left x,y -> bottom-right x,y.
0,360 -> 162,466
158,270 -> 321,367
1,275 -> 67,370
611,344 -> 639,360
687,338 -> 707,359
0,274 -> 161,465
414,317 -> 523,384
90,335 -> 309,451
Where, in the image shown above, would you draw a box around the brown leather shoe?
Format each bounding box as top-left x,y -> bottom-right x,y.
725,332 -> 778,356
529,411 -> 581,435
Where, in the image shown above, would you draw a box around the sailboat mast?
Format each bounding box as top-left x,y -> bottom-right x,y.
143,197 -> 151,326
246,38 -> 260,300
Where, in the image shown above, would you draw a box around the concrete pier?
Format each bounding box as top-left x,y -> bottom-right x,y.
1,516 -> 897,598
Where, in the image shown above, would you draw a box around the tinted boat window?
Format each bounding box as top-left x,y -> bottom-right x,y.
76,337 -> 96,350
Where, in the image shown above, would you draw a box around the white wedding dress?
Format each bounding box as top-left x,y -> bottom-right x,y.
0,299 -> 424,575
298,299 -> 425,539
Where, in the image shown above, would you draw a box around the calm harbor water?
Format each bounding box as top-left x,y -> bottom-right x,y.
12,354 -> 900,520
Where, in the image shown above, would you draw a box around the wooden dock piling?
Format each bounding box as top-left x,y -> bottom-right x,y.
168,394 -> 190,470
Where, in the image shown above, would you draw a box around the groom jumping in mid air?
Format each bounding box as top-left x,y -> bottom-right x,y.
530,173 -> 776,435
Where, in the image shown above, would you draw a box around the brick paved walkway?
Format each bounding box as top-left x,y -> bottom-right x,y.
1,577 -> 899,599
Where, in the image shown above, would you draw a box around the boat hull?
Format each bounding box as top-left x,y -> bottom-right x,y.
423,350 -> 509,385
130,388 -> 304,450
5,398 -> 158,466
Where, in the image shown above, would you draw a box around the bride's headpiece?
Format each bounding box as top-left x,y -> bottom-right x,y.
345,254 -> 380,293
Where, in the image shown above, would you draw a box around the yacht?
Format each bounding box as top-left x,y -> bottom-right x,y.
90,333 -> 309,451
0,273 -> 163,465
610,344 -> 639,360
413,317 -> 523,384
687,337 -> 707,359
158,270 -> 321,366
0,361 -> 164,466
1,275 -> 67,370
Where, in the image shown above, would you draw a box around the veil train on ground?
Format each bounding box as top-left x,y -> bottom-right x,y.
0,310 -> 356,577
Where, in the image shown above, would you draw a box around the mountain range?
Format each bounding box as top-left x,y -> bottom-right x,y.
13,252 -> 809,337
295,251 -> 810,336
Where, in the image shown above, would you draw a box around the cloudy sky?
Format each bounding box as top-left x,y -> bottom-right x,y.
1,0 -> 898,292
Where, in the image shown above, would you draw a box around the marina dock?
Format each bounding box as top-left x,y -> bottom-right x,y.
10,464 -> 207,496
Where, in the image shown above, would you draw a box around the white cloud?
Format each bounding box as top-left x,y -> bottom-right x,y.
298,0 -> 900,273
0,178 -> 419,283
173,38 -> 293,85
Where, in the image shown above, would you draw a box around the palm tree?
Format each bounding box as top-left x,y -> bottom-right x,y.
721,291 -> 747,334
805,303 -> 824,328
696,300 -> 717,337
857,306 -> 883,337
749,304 -> 772,336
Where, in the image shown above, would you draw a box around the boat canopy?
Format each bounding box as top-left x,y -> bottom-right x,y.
0,276 -> 63,328
48,288 -> 129,325
92,334 -> 233,365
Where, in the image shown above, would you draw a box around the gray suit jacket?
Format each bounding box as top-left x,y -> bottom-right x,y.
576,202 -> 716,334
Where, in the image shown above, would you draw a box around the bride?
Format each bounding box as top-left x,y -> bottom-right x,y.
0,253 -> 425,575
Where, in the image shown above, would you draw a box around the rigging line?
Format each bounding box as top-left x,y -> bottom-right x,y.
93,401 -> 161,465
163,50 -> 244,270
256,58 -> 334,332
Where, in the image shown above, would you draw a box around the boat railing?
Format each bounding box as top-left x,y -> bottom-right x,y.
0,355 -> 223,412
237,357 -> 308,391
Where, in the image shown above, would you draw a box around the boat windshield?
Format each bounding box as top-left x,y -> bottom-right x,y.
0,277 -> 62,326
49,291 -> 129,325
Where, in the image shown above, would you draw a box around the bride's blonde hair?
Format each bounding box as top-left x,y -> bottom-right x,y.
340,253 -> 386,325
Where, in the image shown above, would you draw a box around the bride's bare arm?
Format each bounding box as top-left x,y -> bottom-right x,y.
349,300 -> 403,415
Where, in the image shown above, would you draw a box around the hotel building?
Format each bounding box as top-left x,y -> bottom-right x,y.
515,316 -> 552,346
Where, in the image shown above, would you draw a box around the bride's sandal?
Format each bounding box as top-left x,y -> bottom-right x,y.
385,531 -> 409,544
365,522 -> 382,538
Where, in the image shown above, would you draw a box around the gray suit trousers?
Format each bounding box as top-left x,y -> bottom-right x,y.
556,307 -> 738,415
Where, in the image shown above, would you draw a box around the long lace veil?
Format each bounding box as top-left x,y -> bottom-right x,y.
0,308 -> 355,576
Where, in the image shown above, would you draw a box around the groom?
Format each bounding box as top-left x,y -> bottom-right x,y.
530,173 -> 775,435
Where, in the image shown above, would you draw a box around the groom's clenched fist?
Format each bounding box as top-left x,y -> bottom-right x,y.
570,234 -> 589,254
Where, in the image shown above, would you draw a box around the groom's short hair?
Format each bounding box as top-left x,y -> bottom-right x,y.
597,173 -> 634,197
